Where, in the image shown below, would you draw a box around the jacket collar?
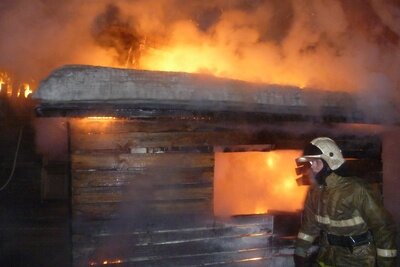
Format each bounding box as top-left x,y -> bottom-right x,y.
325,172 -> 343,188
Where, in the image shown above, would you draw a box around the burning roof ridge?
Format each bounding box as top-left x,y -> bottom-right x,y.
33,65 -> 400,124
43,64 -> 309,90
33,64 -> 349,105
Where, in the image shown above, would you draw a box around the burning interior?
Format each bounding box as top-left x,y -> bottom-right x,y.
214,150 -> 306,216
30,65 -> 390,266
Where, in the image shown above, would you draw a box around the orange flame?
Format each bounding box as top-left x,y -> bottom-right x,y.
17,83 -> 33,98
0,71 -> 35,98
23,83 -> 33,98
136,19 -> 310,88
214,150 -> 308,216
0,71 -> 11,96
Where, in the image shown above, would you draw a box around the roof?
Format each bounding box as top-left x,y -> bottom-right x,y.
32,65 -> 396,124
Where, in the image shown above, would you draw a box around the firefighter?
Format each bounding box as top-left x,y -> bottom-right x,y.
293,137 -> 397,267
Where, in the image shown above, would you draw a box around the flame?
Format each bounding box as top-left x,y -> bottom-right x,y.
17,83 -> 33,98
0,1 -> 399,95
0,71 -> 35,98
140,42 -> 307,87
214,150 -> 308,216
0,71 -> 11,96
23,83 -> 32,98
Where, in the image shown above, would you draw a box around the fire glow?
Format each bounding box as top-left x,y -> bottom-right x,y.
17,83 -> 32,98
0,1 -> 398,100
0,71 -> 33,98
0,71 -> 11,96
89,259 -> 123,266
214,150 -> 308,216
86,116 -> 117,120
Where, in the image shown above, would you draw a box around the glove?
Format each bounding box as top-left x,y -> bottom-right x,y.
294,254 -> 307,267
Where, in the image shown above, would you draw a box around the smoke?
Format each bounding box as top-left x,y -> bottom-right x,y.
91,4 -> 142,67
0,0 -> 399,96
34,118 -> 68,161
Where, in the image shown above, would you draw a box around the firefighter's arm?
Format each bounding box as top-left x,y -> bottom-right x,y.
294,190 -> 320,258
357,184 -> 397,267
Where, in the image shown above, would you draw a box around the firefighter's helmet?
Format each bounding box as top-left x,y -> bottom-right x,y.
296,137 -> 345,170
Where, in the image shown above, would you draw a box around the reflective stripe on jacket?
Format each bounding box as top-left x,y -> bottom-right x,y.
294,173 -> 397,267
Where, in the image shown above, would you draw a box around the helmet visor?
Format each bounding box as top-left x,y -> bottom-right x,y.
294,156 -> 321,186
295,160 -> 312,176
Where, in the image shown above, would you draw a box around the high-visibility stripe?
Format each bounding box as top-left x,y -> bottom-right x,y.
377,248 -> 397,257
315,215 -> 364,227
297,232 -> 316,242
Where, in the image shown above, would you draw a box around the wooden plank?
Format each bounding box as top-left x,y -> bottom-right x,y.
73,200 -> 212,220
72,168 -> 213,188
69,118 -> 220,134
73,232 -> 273,261
71,216 -> 281,266
71,218 -> 219,238
72,203 -> 120,220
77,245 -> 293,267
73,229 -> 273,253
93,249 -> 290,267
152,200 -> 212,215
71,214 -> 274,235
214,144 -> 273,153
72,190 -> 122,204
70,131 -> 255,152
71,153 -> 214,171
73,222 -> 273,248
104,223 -> 270,241
69,119 -> 382,158
72,186 -> 213,204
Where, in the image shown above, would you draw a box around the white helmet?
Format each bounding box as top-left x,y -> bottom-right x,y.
296,137 -> 345,170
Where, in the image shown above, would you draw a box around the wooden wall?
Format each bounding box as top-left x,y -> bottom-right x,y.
68,116 -> 382,267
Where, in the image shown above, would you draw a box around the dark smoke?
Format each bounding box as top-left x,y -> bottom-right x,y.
339,0 -> 399,47
91,4 -> 142,67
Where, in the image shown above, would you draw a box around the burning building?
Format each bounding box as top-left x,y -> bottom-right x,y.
1,0 -> 400,266
31,64 -> 397,266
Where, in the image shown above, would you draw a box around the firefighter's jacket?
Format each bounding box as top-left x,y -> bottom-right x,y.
294,172 -> 397,267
